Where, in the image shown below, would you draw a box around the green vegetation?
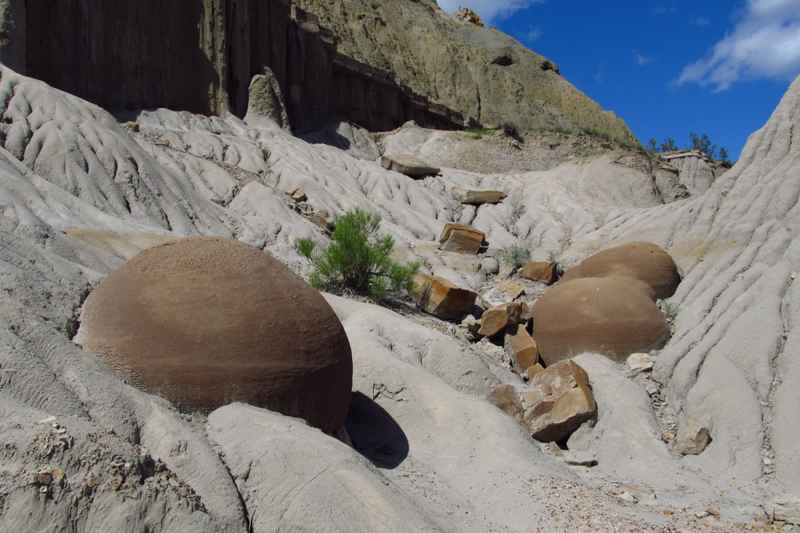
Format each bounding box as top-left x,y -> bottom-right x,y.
297,209 -> 420,300
465,127 -> 498,140
499,245 -> 531,270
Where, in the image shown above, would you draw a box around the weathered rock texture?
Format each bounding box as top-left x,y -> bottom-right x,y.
77,237 -> 353,433
297,0 -> 637,143
561,242 -> 681,299
533,277 -> 669,365
0,0 -> 637,140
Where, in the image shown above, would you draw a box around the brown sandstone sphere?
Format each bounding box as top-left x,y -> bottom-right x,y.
77,237 -> 352,433
560,242 -> 681,299
533,277 -> 669,365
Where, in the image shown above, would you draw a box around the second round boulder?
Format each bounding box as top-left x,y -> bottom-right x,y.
532,277 -> 669,365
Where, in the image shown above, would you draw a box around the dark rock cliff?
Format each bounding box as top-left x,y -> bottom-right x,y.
0,0 -> 463,132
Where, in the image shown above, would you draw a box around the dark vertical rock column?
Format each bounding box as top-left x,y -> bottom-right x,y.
24,0 -> 227,115
0,0 -> 26,73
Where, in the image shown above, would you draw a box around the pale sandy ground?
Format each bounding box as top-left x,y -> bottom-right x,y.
0,65 -> 798,531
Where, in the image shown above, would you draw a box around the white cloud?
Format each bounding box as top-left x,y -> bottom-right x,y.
525,25 -> 543,42
678,0 -> 800,91
438,0 -> 545,23
634,50 -> 653,66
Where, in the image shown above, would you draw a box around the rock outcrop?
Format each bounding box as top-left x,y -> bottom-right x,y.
0,0 -> 637,141
533,277 -> 669,365
297,0 -> 637,144
561,242 -> 681,299
76,237 -> 353,433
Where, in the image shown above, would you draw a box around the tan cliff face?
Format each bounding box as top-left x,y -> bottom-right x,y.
297,0 -> 638,144
0,0 -> 637,143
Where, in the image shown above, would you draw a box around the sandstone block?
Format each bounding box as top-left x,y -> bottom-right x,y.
412,274 -> 477,321
522,361 -> 596,442
439,223 -> 486,254
519,261 -> 559,285
380,154 -> 440,178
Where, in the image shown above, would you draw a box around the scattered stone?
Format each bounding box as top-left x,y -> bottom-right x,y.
674,417 -> 712,455
627,352 -> 654,373
560,242 -> 681,299
488,384 -> 523,420
617,491 -> 638,504
288,186 -> 307,202
645,381 -> 660,396
460,190 -> 507,206
533,277 -> 669,365
519,261 -> 559,285
496,280 -> 525,300
521,361 -> 597,443
380,154 -> 440,179
75,237 -> 353,434
562,451 -> 598,467
412,274 -> 478,321
480,256 -> 500,276
772,499 -> 800,525
504,324 -> 540,372
479,302 -> 526,337
439,223 -> 486,254
525,363 -> 545,381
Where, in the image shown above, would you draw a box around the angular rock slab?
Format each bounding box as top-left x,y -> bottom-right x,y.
76,237 -> 353,434
439,223 -> 486,254
460,190 -> 507,206
478,302 -> 526,337
533,277 -> 669,365
411,273 -> 477,321
561,242 -> 681,299
522,361 -> 597,443
519,261 -> 559,285
380,154 -> 440,178
505,324 -> 540,372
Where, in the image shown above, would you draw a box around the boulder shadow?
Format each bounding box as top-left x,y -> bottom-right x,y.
345,392 -> 409,469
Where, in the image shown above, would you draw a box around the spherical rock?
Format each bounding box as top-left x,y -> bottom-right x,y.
533,277 -> 669,365
76,237 -> 353,433
560,242 -> 681,299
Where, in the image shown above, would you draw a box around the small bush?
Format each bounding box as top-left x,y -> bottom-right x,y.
296,238 -> 316,259
305,209 -> 420,300
499,245 -> 531,270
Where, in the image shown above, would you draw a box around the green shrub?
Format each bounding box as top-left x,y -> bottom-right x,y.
499,245 -> 531,270
296,238 -> 316,259
305,209 -> 420,300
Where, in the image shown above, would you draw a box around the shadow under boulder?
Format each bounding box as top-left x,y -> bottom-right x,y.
345,392 -> 409,469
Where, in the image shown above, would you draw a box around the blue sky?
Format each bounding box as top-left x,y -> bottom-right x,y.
438,0 -> 800,158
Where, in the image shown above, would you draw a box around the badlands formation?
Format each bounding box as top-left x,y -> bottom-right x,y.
0,1 -> 798,532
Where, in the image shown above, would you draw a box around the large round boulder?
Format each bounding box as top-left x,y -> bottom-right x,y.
533,277 -> 668,365
76,237 -> 353,433
560,242 -> 680,299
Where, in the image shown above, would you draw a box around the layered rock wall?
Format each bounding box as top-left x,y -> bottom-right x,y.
1,0 -> 463,131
